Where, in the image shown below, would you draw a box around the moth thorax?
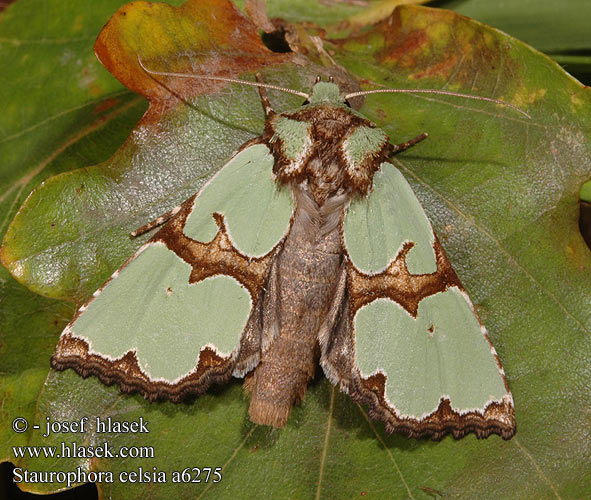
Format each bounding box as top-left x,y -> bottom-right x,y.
301,155 -> 351,206
265,104 -> 389,203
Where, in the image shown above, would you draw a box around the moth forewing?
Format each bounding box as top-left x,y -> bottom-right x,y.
51,143 -> 293,402
52,76 -> 521,439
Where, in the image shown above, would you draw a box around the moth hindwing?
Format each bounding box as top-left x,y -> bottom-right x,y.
52,79 -> 515,440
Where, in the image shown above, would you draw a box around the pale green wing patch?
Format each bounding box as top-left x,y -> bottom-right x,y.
343,126 -> 388,169
271,117 -> 310,161
354,287 -> 509,419
68,242 -> 251,383
183,143 -> 293,257
343,162 -> 436,275
269,116 -> 312,176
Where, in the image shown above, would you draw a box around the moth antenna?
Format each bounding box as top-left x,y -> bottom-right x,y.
344,88 -> 531,119
137,55 -> 310,99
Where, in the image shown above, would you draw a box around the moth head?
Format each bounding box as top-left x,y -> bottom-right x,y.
308,82 -> 346,107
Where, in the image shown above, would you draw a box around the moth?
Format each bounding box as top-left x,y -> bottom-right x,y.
52,67 -> 529,439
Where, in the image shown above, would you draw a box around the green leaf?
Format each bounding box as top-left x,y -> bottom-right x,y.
436,0 -> 591,54
437,0 -> 591,84
1,1 -> 591,499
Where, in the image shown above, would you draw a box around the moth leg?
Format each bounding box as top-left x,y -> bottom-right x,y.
391,132 -> 429,155
319,263 -> 355,393
130,205 -> 182,237
255,73 -> 275,117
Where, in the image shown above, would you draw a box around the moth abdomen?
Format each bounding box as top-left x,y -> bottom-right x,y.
246,336 -> 319,427
246,185 -> 347,427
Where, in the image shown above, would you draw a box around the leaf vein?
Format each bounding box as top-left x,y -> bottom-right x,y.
0,90 -> 131,146
357,404 -> 415,500
315,385 -> 335,500
0,35 -> 95,46
197,425 -> 257,500
514,437 -> 562,499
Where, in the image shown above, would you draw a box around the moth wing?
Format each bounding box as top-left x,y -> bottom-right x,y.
52,143 -> 294,401
323,162 -> 515,439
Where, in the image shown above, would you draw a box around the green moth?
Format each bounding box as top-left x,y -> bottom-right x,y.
52,73 -> 526,440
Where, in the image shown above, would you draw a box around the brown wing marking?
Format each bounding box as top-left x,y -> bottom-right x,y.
348,238 -> 462,318
52,336 -> 231,403
349,373 -> 515,440
342,237 -> 515,439
51,194 -> 279,402
154,194 -> 273,297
